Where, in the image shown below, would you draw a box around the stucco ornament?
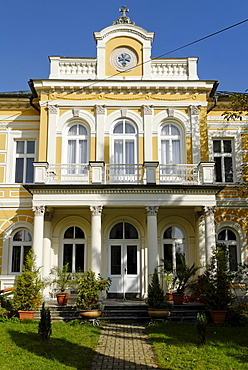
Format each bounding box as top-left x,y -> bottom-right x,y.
111,47 -> 138,72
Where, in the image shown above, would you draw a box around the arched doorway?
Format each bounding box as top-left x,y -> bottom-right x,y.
108,221 -> 140,298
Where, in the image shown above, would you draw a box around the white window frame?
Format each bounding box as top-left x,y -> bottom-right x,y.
213,138 -> 234,183
217,228 -> 240,271
62,226 -> 85,273
10,229 -> 32,274
159,122 -> 184,165
65,122 -> 89,165
111,119 -> 138,165
162,226 -> 186,272
15,140 -> 36,184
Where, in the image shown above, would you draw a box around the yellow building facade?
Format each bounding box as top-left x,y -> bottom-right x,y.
0,9 -> 247,298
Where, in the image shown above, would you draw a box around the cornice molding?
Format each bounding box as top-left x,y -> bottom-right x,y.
49,93 -> 199,101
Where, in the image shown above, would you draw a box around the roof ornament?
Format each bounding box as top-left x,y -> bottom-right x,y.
113,5 -> 135,25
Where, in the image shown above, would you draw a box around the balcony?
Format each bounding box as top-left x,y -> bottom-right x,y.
34,162 -> 215,186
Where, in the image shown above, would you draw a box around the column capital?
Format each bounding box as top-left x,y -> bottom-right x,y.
142,105 -> 153,115
48,105 -> 58,115
32,205 -> 45,216
95,105 -> 106,115
203,206 -> 216,217
90,205 -> 103,216
146,206 -> 159,216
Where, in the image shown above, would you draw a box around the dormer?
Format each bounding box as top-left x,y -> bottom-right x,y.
93,6 -> 154,79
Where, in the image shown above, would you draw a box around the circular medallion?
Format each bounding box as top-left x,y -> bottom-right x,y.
111,47 -> 138,72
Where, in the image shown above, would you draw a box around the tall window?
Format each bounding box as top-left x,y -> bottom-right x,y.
163,226 -> 185,272
11,230 -> 32,272
112,120 -> 137,171
67,124 -> 88,165
161,123 -> 182,164
217,229 -> 238,271
15,141 -> 35,183
63,226 -> 85,272
213,139 -> 233,182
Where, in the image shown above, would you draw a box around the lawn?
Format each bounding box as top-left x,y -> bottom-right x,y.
146,321 -> 248,370
0,320 -> 100,370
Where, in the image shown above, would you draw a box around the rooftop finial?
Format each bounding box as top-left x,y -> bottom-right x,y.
113,5 -> 135,25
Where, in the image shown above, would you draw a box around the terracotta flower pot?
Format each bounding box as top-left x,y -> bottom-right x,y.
166,293 -> 173,301
210,310 -> 227,323
80,309 -> 102,319
18,311 -> 36,320
56,293 -> 69,305
172,292 -> 184,304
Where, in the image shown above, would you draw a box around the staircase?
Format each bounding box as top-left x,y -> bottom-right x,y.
34,300 -> 206,324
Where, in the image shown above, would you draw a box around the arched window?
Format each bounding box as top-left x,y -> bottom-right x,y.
160,123 -> 182,164
217,229 -> 238,271
112,119 -> 137,173
163,226 -> 185,272
11,230 -> 32,272
109,222 -> 138,239
67,123 -> 88,166
63,226 -> 85,272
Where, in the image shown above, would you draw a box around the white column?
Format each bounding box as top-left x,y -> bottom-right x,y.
195,210 -> 206,273
95,105 -> 106,161
143,105 -> 153,162
146,206 -> 159,279
43,208 -> 53,278
204,206 -> 216,265
90,205 -> 103,275
32,205 -> 45,275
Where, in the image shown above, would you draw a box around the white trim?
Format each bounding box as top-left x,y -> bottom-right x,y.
57,110 -> 95,135
105,109 -> 143,135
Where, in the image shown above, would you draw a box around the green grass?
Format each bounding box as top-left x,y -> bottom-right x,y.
146,322 -> 248,370
0,320 -> 100,370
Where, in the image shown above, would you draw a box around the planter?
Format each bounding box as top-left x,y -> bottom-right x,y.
210,310 -> 228,324
80,309 -> 102,319
166,292 -> 173,301
172,292 -> 184,304
148,308 -> 171,319
56,293 -> 69,305
18,310 -> 36,320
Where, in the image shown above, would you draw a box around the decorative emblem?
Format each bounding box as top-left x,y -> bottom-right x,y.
111,47 -> 138,72
113,5 -> 135,25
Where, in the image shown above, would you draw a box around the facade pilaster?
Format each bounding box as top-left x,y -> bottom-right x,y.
143,105 -> 153,161
189,105 -> 201,164
32,205 -> 45,275
90,205 -> 103,275
47,105 -> 58,164
95,105 -> 106,161
203,206 -> 216,265
146,206 -> 159,278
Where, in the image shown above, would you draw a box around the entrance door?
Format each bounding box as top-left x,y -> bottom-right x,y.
108,222 -> 140,297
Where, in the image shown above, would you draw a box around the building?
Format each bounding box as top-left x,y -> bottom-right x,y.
0,7 -> 247,298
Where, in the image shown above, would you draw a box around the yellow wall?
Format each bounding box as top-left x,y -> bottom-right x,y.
105,37 -> 142,77
199,107 -> 209,161
38,107 -> 48,161
56,137 -> 62,164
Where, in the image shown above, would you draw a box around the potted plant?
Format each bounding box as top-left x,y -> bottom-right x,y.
12,249 -> 45,319
76,270 -> 111,319
172,259 -> 200,304
147,268 -> 171,318
49,263 -> 76,305
201,244 -> 234,323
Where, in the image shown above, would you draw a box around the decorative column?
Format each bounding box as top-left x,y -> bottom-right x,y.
195,210 -> 206,273
189,105 -> 201,164
47,105 -> 58,165
43,207 -> 54,297
143,105 -> 153,162
146,206 -> 159,279
95,105 -> 106,161
203,206 -> 216,265
90,206 -> 103,275
32,205 -> 45,274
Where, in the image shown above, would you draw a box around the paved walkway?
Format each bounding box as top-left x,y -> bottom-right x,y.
90,323 -> 161,370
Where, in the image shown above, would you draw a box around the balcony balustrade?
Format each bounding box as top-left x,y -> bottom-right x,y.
34,162 -> 215,186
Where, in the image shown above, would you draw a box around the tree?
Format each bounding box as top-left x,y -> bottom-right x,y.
223,91 -> 248,120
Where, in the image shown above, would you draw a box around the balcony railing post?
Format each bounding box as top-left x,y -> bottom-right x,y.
143,162 -> 159,185
33,162 -> 49,183
90,161 -> 105,184
198,162 -> 215,184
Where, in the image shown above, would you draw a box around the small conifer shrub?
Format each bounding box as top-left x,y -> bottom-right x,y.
196,312 -> 207,345
38,302 -> 52,341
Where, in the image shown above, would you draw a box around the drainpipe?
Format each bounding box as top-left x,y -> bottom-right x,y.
28,79 -> 40,113
207,81 -> 219,113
